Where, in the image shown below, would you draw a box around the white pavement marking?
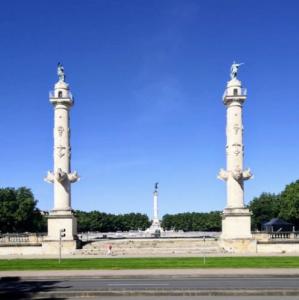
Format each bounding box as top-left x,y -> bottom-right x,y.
107,283 -> 169,286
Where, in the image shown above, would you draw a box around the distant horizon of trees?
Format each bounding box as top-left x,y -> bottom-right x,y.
75,211 -> 151,232
161,211 -> 221,231
2,180 -> 299,233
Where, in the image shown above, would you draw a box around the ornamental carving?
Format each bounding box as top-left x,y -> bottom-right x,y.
57,145 -> 66,158
234,147 -> 241,156
57,126 -> 64,137
233,124 -> 240,135
232,166 -> 242,181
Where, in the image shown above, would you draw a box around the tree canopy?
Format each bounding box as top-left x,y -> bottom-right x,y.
0,187 -> 46,233
248,193 -> 281,230
161,211 -> 221,231
279,180 -> 299,227
248,180 -> 299,230
75,210 -> 151,232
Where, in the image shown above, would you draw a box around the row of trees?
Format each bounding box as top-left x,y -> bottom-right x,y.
2,180 -> 299,233
75,211 -> 150,232
161,211 -> 221,231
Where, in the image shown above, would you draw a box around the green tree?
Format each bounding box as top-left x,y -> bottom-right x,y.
279,180 -> 299,227
248,193 -> 281,230
0,187 -> 46,233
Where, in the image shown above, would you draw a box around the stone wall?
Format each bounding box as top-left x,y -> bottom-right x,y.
0,240 -> 79,256
257,241 -> 299,253
0,245 -> 43,256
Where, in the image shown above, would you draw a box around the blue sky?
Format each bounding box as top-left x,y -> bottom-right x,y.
0,0 -> 299,217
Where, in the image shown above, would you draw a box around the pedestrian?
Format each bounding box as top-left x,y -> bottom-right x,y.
107,244 -> 112,256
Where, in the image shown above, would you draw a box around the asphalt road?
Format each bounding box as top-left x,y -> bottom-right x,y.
61,277 -> 299,290
1,276 -> 299,298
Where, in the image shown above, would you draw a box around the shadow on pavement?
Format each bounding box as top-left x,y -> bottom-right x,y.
0,276 -> 67,299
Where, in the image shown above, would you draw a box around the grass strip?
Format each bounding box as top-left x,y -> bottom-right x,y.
1,256 -> 299,270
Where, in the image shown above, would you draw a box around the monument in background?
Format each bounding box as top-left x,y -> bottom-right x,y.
146,182 -> 162,235
44,64 -> 79,251
218,62 -> 255,251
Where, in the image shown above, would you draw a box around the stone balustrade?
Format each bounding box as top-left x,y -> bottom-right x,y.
0,233 -> 45,245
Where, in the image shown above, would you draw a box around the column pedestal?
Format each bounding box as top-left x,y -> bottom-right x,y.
221,208 -> 252,239
220,208 -> 256,253
147,219 -> 162,234
43,213 -> 79,255
46,213 -> 77,240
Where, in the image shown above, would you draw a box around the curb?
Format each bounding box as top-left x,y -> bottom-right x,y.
3,289 -> 299,298
2,268 -> 299,279
5,274 -> 299,280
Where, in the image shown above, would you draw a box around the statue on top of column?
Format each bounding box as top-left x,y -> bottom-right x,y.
230,61 -> 244,79
154,182 -> 159,191
57,62 -> 65,82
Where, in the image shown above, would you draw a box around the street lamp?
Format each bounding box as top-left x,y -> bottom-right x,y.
59,228 -> 66,263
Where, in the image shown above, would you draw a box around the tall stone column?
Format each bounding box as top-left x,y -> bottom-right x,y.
146,182 -> 162,235
45,63 -> 79,242
218,62 -> 253,240
153,183 -> 159,225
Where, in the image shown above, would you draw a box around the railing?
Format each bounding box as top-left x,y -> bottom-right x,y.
49,91 -> 73,100
269,231 -> 299,240
223,88 -> 247,98
270,232 -> 290,239
0,233 -> 45,245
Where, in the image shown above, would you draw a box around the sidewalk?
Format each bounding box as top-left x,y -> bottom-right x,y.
2,268 -> 299,279
2,252 -> 299,259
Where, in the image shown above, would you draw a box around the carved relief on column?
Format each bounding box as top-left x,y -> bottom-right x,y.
57,145 -> 66,158
232,143 -> 242,156
233,124 -> 240,135
57,126 -> 64,137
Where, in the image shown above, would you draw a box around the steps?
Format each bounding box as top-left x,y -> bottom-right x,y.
76,238 -> 223,256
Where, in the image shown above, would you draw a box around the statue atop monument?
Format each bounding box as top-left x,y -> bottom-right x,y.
230,61 -> 244,79
57,62 -> 65,82
154,182 -> 159,191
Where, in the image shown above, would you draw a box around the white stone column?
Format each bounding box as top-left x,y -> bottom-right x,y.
218,63 -> 253,240
146,183 -> 162,234
45,64 -> 79,241
153,189 -> 159,221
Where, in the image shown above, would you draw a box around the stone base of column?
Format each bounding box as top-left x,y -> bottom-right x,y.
221,208 -> 252,239
42,239 -> 81,255
218,238 -> 257,253
46,212 -> 78,241
219,208 -> 256,253
146,219 -> 162,235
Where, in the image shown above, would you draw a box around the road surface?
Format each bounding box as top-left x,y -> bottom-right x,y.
1,276 -> 299,298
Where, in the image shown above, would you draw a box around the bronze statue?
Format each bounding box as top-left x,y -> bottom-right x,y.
230,61 -> 244,79
57,62 -> 65,82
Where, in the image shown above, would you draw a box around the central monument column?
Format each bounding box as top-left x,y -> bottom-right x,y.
146,183 -> 162,236
218,62 -> 253,243
44,63 -> 79,245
